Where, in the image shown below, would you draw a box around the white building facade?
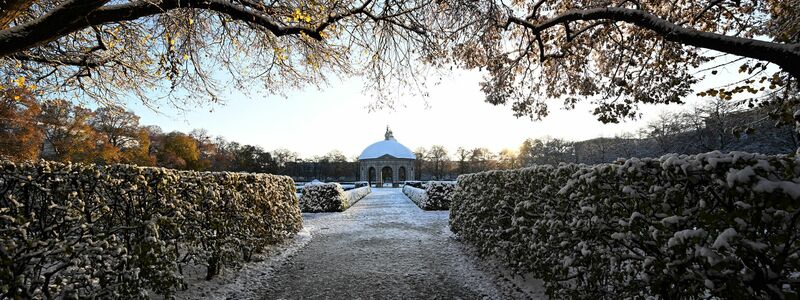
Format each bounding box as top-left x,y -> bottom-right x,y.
358,127 -> 415,187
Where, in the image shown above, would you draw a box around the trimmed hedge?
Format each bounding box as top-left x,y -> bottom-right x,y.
354,181 -> 369,188
450,151 -> 800,299
299,183 -> 370,212
346,186 -> 372,205
425,181 -> 455,210
402,185 -> 427,207
402,181 -> 455,210
403,181 -> 424,188
0,160 -> 302,299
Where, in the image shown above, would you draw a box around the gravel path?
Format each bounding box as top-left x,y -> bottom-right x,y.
259,188 -> 546,299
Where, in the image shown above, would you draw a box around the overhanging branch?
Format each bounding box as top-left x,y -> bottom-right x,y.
11,53 -> 111,67
506,6 -> 800,78
0,0 -> 420,58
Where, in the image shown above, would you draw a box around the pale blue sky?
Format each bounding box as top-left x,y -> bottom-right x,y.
126,69 -> 707,158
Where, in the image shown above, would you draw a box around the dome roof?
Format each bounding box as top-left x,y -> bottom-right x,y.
358,127 -> 415,160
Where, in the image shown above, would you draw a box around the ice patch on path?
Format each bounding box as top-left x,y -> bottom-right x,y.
174,227 -> 313,300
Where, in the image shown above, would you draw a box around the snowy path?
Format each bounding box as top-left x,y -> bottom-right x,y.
258,188 -> 545,299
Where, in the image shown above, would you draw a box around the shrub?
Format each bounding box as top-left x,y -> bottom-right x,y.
354,181 -> 369,188
346,186 -> 372,205
424,181 -> 455,210
0,160 -> 302,299
402,181 -> 455,210
299,183 -> 370,212
403,185 -> 427,207
403,181 -> 424,188
450,151 -> 800,299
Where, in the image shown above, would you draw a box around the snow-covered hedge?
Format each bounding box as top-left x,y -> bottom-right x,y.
0,160 -> 302,299
425,181 -> 455,210
450,151 -> 800,299
402,181 -> 455,210
299,183 -> 370,212
346,186 -> 371,205
403,181 -> 424,188
402,185 -> 428,207
354,181 -> 369,188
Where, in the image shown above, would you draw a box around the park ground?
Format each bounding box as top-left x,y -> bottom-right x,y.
176,188 -> 546,299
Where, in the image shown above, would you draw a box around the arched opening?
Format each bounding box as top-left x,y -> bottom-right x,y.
398,166 -> 407,182
381,166 -> 393,187
368,167 -> 376,186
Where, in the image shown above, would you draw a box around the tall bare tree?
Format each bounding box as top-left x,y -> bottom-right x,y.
414,146 -> 427,179
426,145 -> 448,179
455,146 -> 470,174
90,105 -> 141,148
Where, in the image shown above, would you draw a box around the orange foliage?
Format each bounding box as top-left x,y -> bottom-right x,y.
0,86 -> 42,162
158,132 -> 205,170
38,99 -> 121,164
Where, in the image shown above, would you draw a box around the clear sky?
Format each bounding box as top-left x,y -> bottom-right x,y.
125,69 -> 698,159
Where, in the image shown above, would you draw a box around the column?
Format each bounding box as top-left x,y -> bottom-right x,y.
392,164 -> 399,187
378,164 -> 384,187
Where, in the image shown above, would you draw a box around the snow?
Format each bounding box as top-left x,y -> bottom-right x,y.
345,186 -> 371,204
667,229 -> 707,248
169,228 -> 312,300
358,139 -> 416,160
742,239 -> 768,251
752,179 -> 800,199
661,215 -> 685,225
712,228 -> 737,249
695,246 -> 721,266
726,166 -> 755,186
621,186 -> 636,196
185,188 -> 546,299
299,183 -> 367,212
402,185 -> 428,206
450,151 -> 800,298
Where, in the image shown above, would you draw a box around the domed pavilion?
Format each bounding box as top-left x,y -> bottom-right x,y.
358,127 -> 415,187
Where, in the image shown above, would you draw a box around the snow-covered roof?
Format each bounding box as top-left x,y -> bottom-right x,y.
358,127 -> 415,160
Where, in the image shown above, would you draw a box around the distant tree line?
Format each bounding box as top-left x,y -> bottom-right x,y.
413,99 -> 798,180
3,85 -> 795,181
0,85 -> 358,180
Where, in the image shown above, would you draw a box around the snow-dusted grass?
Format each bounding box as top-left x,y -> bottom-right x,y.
0,160 -> 302,299
299,183 -> 371,212
450,151 -> 800,299
402,181 -> 455,210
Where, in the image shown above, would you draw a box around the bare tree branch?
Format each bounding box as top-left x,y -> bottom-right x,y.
506,6 -> 800,78
0,0 -> 419,58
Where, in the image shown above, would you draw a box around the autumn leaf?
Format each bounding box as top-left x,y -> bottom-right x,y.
14,76 -> 25,87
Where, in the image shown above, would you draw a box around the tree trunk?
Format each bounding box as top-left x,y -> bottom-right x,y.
206,252 -> 220,280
